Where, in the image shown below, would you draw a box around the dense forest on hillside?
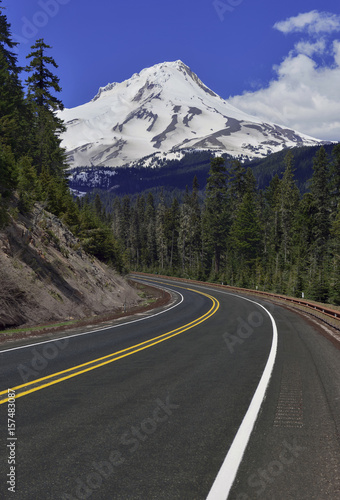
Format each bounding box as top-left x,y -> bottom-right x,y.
107,149 -> 340,304
1,3 -> 339,305
68,143 -> 336,199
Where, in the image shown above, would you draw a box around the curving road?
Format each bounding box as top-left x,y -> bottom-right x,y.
0,277 -> 339,499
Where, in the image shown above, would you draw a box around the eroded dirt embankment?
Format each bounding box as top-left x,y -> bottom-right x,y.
0,205 -> 140,331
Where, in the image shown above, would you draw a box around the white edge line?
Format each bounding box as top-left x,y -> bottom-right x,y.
203,289 -> 278,500
0,282 -> 183,354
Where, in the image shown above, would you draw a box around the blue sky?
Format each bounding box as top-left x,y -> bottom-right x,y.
3,0 -> 340,140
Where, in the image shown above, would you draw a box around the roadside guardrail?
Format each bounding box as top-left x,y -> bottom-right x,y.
132,272 -> 340,333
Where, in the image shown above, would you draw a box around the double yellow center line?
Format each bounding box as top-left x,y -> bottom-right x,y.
0,288 -> 219,405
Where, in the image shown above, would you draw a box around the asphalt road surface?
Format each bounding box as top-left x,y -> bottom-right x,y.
0,277 -> 339,499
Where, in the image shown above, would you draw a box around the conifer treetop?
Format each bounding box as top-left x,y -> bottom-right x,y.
25,38 -> 64,111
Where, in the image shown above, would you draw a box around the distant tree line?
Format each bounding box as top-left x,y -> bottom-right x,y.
109,148 -> 340,304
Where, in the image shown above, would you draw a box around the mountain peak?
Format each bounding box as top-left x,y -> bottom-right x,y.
60,61 -> 324,169
92,61 -> 184,102
92,60 -> 216,102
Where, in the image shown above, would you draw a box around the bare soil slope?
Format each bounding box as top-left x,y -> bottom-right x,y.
0,205 -> 140,329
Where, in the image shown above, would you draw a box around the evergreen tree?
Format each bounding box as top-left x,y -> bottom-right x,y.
229,189 -> 262,282
61,192 -> 81,232
310,146 -> 331,260
265,187 -> 281,289
244,167 -> 257,196
202,157 -> 229,274
135,195 -> 147,268
167,197 -> 180,270
25,38 -> 66,176
0,143 -> 17,198
0,1 -> 30,157
17,156 -> 38,212
145,193 -> 157,268
190,176 -> 202,276
0,143 -> 17,226
38,166 -> 67,216
225,166 -> 260,286
156,189 -> 167,270
329,204 -> 340,304
128,203 -> 141,268
25,38 -> 64,111
330,144 -> 340,216
178,186 -> 192,273
227,160 -> 247,217
263,174 -> 280,262
0,1 -> 17,71
292,193 -> 314,264
111,197 -> 122,241
121,195 -> 131,249
278,151 -> 300,264
94,193 -> 104,219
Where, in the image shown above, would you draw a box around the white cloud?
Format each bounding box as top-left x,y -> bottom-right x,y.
274,10 -> 340,36
334,39 -> 340,66
228,12 -> 340,141
294,39 -> 326,57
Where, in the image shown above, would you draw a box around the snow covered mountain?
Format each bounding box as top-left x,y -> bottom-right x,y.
59,60 -> 324,168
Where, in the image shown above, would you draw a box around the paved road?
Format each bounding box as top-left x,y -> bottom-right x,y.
0,277 -> 339,499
